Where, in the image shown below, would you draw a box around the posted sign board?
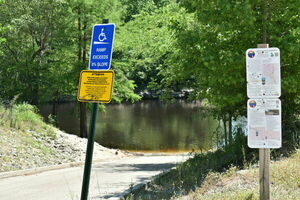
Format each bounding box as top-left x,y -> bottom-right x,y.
77,70 -> 114,103
89,24 -> 115,70
246,48 -> 281,98
247,99 -> 281,148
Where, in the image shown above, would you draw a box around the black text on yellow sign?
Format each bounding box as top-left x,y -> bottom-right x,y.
77,70 -> 114,103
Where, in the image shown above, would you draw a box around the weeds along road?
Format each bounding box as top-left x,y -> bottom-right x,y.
0,153 -> 189,200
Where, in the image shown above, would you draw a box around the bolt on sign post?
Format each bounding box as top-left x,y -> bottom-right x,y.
246,44 -> 282,200
79,19 -> 115,200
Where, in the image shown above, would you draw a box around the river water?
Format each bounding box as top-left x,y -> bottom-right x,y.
38,100 -> 218,152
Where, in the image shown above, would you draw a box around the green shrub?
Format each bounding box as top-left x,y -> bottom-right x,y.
0,102 -> 56,139
12,103 -> 42,129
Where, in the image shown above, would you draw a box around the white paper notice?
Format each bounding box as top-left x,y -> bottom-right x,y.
246,48 -> 281,98
247,99 -> 281,148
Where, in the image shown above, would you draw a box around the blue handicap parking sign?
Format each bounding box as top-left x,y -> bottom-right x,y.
89,24 -> 115,70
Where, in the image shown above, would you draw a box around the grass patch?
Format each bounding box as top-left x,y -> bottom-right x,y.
174,150 -> 300,200
0,103 -> 56,139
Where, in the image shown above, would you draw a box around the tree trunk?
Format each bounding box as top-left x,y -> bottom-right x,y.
228,114 -> 233,144
31,85 -> 39,105
77,7 -> 88,138
216,120 -> 220,148
51,90 -> 59,127
82,20 -> 87,66
31,63 -> 40,105
223,116 -> 228,146
77,7 -> 82,62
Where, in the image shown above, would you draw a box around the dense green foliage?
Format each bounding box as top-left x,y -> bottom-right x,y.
114,1 -> 187,93
0,0 -> 138,104
173,0 -> 300,145
0,0 -> 300,145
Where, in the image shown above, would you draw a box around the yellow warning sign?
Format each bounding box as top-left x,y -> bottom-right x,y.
77,70 -> 114,103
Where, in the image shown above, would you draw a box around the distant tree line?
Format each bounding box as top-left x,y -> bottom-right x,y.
0,0 -> 299,148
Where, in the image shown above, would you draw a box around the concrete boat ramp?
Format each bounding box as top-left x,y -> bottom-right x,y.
0,153 -> 189,200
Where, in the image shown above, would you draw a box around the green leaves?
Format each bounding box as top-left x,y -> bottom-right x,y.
114,1 -> 189,95
0,0 -> 138,104
0,0 -> 72,103
1,0 -> 299,121
148,0 -> 299,125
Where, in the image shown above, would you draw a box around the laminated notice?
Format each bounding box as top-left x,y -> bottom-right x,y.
246,48 -> 281,98
247,99 -> 281,148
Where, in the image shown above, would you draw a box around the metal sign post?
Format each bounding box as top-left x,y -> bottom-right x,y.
79,19 -> 114,200
246,43 -> 282,200
80,102 -> 99,200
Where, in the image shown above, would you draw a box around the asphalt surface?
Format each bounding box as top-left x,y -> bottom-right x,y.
0,153 -> 189,200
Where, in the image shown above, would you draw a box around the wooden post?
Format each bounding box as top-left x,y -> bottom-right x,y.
257,43 -> 270,200
259,148 -> 270,200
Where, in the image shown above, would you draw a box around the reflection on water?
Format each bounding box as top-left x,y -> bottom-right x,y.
38,100 -> 218,152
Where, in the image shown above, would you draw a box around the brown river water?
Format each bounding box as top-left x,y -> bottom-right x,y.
38,100 -> 218,152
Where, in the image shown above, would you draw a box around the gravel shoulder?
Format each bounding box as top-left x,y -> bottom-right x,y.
0,126 -> 129,172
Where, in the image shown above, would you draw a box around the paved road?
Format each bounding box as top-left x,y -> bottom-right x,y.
0,154 -> 189,200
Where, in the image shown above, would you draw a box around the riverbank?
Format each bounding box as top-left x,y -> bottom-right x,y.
0,103 -> 125,172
